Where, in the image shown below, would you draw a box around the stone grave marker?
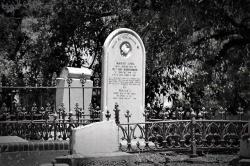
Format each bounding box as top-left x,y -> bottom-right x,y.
56,67 -> 93,117
101,28 -> 145,123
55,120 -> 135,166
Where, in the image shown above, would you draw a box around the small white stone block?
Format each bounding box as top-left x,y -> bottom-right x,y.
60,67 -> 93,79
240,138 -> 250,158
71,120 -> 119,154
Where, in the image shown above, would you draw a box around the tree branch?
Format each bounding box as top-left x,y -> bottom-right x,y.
89,26 -> 108,69
205,38 -> 248,66
88,12 -> 115,18
193,30 -> 238,45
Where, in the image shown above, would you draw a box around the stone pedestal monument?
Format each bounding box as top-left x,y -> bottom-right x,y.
56,67 -> 93,117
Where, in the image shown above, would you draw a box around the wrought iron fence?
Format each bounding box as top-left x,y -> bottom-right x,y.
0,112 -> 101,140
114,105 -> 249,153
0,72 -> 102,140
0,88 -> 101,140
118,120 -> 248,152
0,72 -> 249,153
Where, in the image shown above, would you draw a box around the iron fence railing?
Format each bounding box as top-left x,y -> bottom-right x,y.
118,109 -> 249,153
118,120 -> 249,152
0,73 -> 249,153
0,73 -> 102,140
0,106 -> 101,140
0,87 -> 101,121
0,71 -> 101,118
0,99 -> 249,153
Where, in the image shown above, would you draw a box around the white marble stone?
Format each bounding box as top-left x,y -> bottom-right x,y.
56,67 -> 93,117
101,28 -> 146,124
60,67 -> 92,79
71,120 -> 119,154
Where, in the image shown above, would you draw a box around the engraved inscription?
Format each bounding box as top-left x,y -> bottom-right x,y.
108,61 -> 140,100
108,77 -> 140,86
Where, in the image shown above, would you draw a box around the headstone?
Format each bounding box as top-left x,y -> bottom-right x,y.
55,120 -> 135,166
56,67 -> 93,117
71,120 -> 119,154
240,119 -> 250,158
101,28 -> 145,123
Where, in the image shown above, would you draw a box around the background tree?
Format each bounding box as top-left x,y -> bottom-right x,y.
1,0 -> 250,116
123,0 -> 250,115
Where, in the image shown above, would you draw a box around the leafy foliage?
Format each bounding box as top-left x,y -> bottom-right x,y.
1,0 -> 250,114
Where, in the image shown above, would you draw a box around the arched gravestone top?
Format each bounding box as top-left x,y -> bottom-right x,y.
101,28 -> 145,123
60,67 -> 93,79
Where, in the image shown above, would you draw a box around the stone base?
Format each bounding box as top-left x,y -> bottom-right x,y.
240,138 -> 250,158
54,152 -> 136,166
239,159 -> 250,166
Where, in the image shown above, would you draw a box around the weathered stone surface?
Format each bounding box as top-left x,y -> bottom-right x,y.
55,152 -> 136,166
101,28 -> 146,124
56,67 -> 93,117
60,67 -> 92,79
71,120 -> 118,154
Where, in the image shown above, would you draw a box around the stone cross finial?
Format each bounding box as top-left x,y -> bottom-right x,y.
125,110 -> 132,123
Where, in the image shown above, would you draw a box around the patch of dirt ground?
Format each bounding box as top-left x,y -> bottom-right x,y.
132,151 -> 241,166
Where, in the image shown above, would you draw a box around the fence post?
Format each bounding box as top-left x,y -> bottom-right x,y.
185,108 -> 204,163
75,103 -> 79,121
67,78 -> 72,113
237,106 -> 244,120
190,108 -> 198,158
143,107 -> 149,150
80,73 -> 86,117
68,110 -> 74,155
53,112 -> 57,140
125,110 -> 132,151
219,107 -> 225,120
113,102 -> 120,124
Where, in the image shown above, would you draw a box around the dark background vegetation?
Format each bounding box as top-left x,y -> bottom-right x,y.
0,0 -> 250,115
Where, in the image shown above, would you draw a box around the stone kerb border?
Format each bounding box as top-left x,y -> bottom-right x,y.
0,141 -> 69,153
